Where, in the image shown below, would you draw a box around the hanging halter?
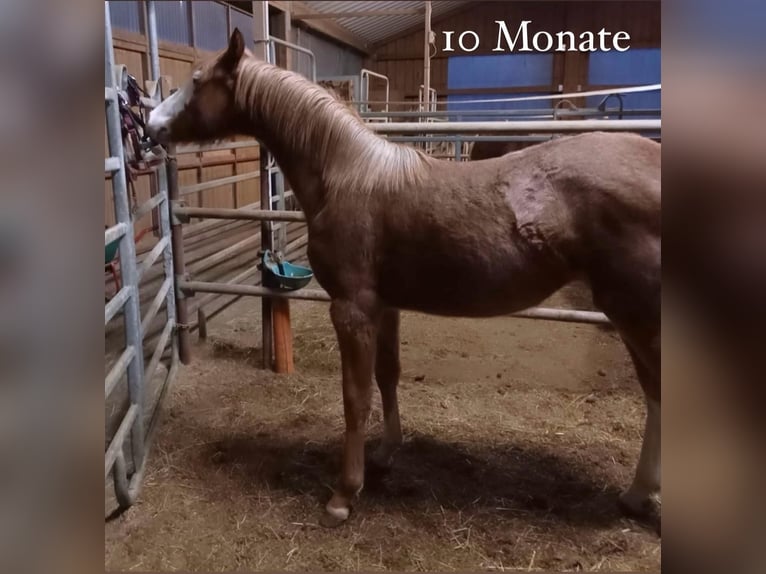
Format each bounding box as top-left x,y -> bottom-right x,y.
116,72 -> 166,212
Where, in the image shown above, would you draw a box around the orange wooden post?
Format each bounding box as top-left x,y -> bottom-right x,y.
272,298 -> 294,374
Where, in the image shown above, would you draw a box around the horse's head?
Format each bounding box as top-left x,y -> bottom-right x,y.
146,29 -> 247,144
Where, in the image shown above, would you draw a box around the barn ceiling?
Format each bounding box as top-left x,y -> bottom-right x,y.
291,1 -> 470,47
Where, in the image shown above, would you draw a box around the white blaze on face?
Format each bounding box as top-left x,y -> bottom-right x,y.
146,71 -> 199,139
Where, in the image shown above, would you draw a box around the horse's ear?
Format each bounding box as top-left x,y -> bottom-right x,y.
221,28 -> 245,70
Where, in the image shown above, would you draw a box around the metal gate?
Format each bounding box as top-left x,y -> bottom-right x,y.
104,3 -> 178,510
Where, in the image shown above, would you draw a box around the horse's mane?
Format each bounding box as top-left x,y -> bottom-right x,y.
235,57 -> 430,193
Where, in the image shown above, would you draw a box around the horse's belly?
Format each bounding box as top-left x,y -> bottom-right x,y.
376,249 -> 568,317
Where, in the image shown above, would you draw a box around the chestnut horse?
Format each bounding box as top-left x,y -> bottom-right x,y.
148,30 -> 661,530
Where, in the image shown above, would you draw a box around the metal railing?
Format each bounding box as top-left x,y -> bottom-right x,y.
105,1 -> 179,511
360,69 -> 390,116
256,36 -> 317,82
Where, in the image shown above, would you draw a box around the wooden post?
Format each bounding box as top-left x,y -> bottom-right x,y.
272,298 -> 294,374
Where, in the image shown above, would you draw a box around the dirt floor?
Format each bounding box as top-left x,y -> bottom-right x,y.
105,282 -> 661,572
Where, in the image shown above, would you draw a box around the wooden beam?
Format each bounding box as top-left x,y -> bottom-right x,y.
292,9 -> 422,20
286,1 -> 370,54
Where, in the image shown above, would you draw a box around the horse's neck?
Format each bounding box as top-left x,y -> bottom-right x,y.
237,60 -> 422,221
254,126 -> 327,220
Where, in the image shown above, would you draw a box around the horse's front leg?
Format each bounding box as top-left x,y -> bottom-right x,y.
323,298 -> 379,527
371,308 -> 403,470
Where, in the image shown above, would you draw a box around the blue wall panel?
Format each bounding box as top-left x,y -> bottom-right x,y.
109,0 -> 142,34
588,48 -> 661,85
586,48 -> 661,112
155,0 -> 191,46
447,54 -> 554,120
192,1 -> 228,52
447,54 -> 553,89
446,93 -> 554,121
230,9 -> 254,50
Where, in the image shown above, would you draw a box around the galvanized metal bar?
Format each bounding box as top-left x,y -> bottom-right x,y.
146,1 -> 161,93
511,308 -> 609,324
179,281 -> 609,325
390,135 -> 555,143
372,119 -> 661,134
422,1 -> 431,115
105,345 -> 137,398
167,147 -> 192,364
132,192 -> 165,222
144,319 -> 174,386
257,35 -> 317,81
105,222 -> 127,246
136,236 -> 170,281
141,277 -> 172,333
174,205 -> 305,222
105,86 -> 116,102
105,157 -> 121,173
112,450 -> 132,508
351,84 -> 661,108
360,68 -> 390,113
259,145 -> 274,369
275,170 -> 287,251
179,171 -> 259,196
104,403 -> 139,479
388,134 -> 660,144
113,344 -> 180,507
106,2 -> 146,472
181,280 -> 329,301
105,285 -> 131,325
176,140 -> 259,154
155,161 -> 177,342
359,108 -> 662,119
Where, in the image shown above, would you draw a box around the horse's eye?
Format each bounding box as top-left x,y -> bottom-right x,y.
170,88 -> 179,95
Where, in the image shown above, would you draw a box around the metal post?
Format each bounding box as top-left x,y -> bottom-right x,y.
253,1 -> 274,370
156,161 -> 177,353
360,69 -> 389,114
423,1 -> 432,115
146,1 -> 161,95
262,36 -> 317,81
167,149 -> 192,364
105,1 -> 146,475
259,149 -> 273,370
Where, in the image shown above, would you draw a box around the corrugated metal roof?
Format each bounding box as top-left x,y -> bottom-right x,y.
301,1 -> 469,46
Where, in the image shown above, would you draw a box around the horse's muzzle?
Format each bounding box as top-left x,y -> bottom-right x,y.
145,122 -> 169,145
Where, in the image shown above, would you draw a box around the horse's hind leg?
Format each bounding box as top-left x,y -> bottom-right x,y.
371,308 -> 403,470
619,341 -> 661,530
592,275 -> 661,530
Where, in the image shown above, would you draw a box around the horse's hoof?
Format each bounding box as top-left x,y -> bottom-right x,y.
618,492 -> 661,535
320,504 -> 350,528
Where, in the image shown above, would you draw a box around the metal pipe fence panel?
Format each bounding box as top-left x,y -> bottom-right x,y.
105,1 -> 178,512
